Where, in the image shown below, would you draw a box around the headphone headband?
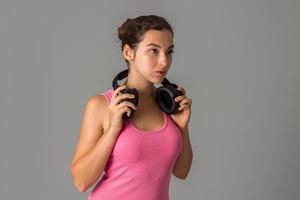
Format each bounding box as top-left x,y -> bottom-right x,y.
112,69 -> 177,90
112,68 -> 182,116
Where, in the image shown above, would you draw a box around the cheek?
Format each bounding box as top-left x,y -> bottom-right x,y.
135,58 -> 153,75
168,55 -> 173,63
138,55 -> 157,67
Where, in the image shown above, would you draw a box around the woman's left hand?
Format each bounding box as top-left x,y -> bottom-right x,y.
170,86 -> 192,129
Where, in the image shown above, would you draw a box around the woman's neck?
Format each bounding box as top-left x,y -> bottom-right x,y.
122,74 -> 156,99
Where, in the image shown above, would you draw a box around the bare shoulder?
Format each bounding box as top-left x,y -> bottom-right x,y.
87,94 -> 109,107
84,94 -> 110,130
86,94 -> 109,115
70,94 -> 109,168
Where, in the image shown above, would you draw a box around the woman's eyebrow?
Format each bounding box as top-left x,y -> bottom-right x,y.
146,43 -> 174,49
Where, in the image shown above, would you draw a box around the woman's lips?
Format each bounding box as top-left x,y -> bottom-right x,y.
155,70 -> 167,76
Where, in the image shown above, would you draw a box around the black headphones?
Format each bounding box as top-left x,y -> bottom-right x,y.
112,69 -> 183,119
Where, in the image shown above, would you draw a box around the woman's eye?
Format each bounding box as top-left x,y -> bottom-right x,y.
149,49 -> 174,55
168,50 -> 174,54
149,49 -> 158,54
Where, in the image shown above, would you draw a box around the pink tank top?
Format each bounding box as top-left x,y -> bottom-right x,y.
87,88 -> 183,200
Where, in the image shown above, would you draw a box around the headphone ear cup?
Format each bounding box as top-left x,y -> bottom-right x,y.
156,85 -> 182,114
119,88 -> 139,119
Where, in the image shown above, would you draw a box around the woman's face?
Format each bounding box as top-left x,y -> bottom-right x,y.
130,29 -> 174,83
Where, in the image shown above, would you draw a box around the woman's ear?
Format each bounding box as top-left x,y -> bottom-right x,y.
123,44 -> 135,62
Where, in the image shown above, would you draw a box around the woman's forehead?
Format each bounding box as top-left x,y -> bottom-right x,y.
140,30 -> 173,47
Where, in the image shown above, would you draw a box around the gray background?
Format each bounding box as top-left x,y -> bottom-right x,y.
1,0 -> 299,199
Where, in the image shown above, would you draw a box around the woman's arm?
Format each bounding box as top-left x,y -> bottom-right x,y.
70,96 -> 119,193
172,126 -> 193,179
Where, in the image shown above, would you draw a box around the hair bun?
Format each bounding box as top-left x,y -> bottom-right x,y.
117,18 -> 132,41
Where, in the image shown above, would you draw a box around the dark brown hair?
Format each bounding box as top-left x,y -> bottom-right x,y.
117,15 -> 174,65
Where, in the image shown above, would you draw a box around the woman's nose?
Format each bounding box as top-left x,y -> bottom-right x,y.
159,54 -> 168,67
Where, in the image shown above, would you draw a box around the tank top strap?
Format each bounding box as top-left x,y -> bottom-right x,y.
101,88 -> 114,103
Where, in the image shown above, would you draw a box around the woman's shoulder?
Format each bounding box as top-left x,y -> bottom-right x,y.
83,89 -> 113,130
86,89 -> 113,111
100,88 -> 114,103
83,96 -> 108,124
87,88 -> 113,107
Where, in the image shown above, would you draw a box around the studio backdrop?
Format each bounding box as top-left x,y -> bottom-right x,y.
1,0 -> 300,200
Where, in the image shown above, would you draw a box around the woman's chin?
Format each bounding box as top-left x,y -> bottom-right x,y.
152,76 -> 165,84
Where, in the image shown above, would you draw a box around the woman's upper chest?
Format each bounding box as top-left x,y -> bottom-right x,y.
103,105 -> 165,132
129,108 -> 165,131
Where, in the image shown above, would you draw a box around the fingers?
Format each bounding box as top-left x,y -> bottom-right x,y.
176,86 -> 186,95
178,98 -> 192,110
120,106 -> 132,117
111,85 -> 126,103
179,98 -> 192,105
114,93 -> 136,105
175,95 -> 189,103
175,91 -> 192,111
117,101 -> 137,117
175,86 -> 191,105
111,85 -> 136,105
116,100 -> 137,111
109,85 -> 138,118
127,108 -> 132,117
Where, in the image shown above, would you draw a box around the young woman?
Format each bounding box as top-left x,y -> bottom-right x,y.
70,15 -> 193,200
